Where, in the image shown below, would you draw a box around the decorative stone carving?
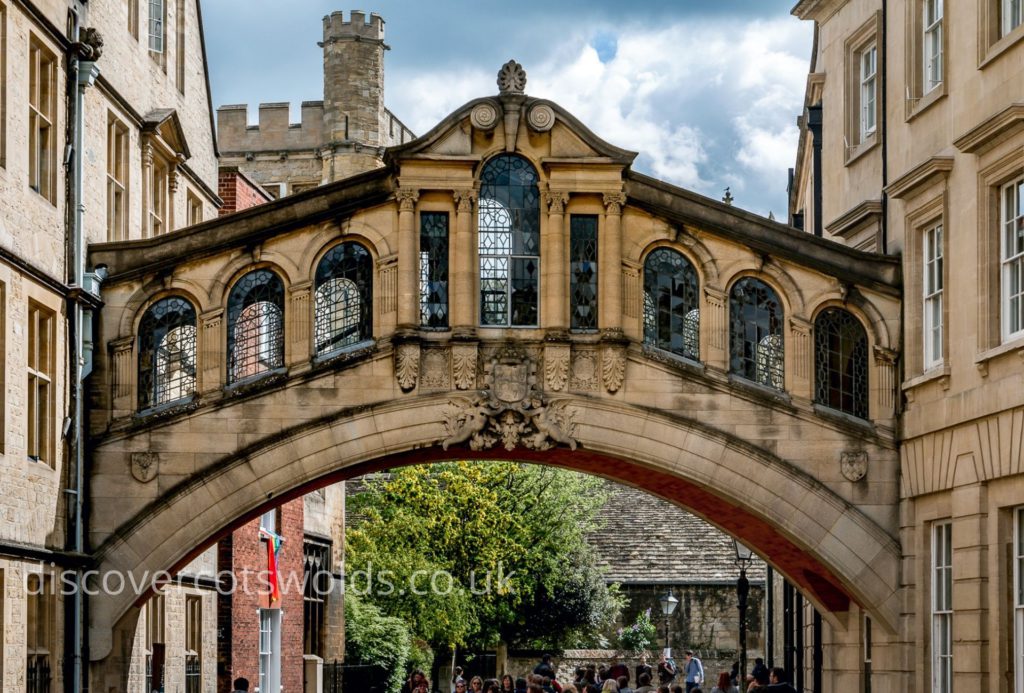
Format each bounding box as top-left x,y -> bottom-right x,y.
544,191 -> 568,215
396,187 -> 419,212
421,349 -> 450,390
571,350 -> 599,391
378,257 -> 397,314
497,59 -> 527,95
131,452 -> 159,483
603,192 -> 626,215
453,189 -> 476,213
110,337 -> 134,400
442,347 -> 577,452
528,103 -> 555,132
394,343 -> 420,392
470,102 -> 500,131
840,451 -> 868,482
544,344 -> 570,392
452,344 -> 478,390
602,346 -> 626,394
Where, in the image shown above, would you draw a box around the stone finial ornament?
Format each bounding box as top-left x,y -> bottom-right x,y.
497,60 -> 527,95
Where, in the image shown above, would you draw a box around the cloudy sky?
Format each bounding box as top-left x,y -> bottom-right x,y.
204,1 -> 813,219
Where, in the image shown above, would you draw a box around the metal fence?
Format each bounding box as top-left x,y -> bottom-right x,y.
323,661 -> 389,693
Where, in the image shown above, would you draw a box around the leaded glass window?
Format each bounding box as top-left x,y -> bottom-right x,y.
570,215 -> 598,331
227,269 -> 284,383
478,154 -> 540,326
420,212 -> 449,328
315,242 -> 373,354
730,277 -> 784,389
814,308 -> 869,419
643,248 -> 700,359
138,296 -> 197,410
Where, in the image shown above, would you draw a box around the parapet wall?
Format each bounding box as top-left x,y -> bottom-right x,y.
321,10 -> 385,43
217,101 -> 325,153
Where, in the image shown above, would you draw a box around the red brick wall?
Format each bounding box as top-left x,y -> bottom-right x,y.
218,497 -> 304,692
218,167 -> 273,216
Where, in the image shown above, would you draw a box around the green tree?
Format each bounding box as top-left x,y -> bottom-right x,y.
344,592 -> 413,693
346,461 -> 621,664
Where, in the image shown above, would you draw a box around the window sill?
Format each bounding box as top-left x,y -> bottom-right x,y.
224,367 -> 289,394
727,374 -> 791,405
906,85 -> 946,122
845,134 -> 879,166
902,364 -> 950,392
979,24 -> 1024,70
136,394 -> 198,419
641,345 -> 704,375
974,336 -> 1024,376
312,339 -> 376,365
811,403 -> 875,433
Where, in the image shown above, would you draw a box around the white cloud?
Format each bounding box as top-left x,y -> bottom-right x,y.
386,16 -> 811,216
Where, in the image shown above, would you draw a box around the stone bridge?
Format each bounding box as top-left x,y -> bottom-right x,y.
85,67 -> 903,685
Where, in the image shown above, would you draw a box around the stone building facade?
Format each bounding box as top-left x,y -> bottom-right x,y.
216,11 -> 414,199
789,0 -> 1024,690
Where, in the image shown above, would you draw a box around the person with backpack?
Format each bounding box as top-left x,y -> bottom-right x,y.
681,652 -> 704,693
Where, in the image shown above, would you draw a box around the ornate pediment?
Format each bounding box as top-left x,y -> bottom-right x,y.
385,61 -> 638,165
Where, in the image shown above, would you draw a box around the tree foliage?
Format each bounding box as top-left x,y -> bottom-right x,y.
344,592 -> 414,693
346,461 -> 622,653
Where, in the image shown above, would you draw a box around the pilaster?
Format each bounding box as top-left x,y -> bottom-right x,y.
395,187 -> 420,331
600,192 -> 626,332
543,191 -> 569,331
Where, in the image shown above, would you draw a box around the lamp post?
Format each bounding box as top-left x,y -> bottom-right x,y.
658,591 -> 679,657
734,540 -> 754,684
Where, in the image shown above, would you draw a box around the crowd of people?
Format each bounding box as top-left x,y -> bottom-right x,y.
402,653 -> 799,693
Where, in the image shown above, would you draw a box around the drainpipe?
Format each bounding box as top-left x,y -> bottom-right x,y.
806,103 -> 824,238
881,0 -> 889,253
65,13 -> 101,692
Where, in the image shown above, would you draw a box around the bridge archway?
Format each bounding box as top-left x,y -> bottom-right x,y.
89,392 -> 900,662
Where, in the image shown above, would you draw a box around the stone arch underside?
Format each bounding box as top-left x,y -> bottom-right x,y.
88,395 -> 901,661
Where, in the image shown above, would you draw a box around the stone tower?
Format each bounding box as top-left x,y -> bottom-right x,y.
320,10 -> 388,181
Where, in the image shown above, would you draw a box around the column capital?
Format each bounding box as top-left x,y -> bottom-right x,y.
544,191 -> 570,214
453,189 -> 476,212
395,187 -> 420,212
603,191 -> 627,215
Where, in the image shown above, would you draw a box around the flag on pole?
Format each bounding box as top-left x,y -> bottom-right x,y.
259,528 -> 284,604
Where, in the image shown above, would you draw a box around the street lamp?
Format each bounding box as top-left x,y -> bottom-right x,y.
659,591 -> 679,657
734,540 -> 754,684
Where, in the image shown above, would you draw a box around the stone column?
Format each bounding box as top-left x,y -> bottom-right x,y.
109,336 -> 134,416
199,309 -> 224,394
395,188 -> 419,331
142,142 -> 153,237
168,161 -> 180,233
543,191 -> 569,331
601,192 -> 626,333
452,189 -> 476,335
288,282 -> 312,367
788,316 -> 813,400
704,287 -> 729,371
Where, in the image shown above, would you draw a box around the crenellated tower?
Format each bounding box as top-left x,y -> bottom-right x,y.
320,10 -> 388,181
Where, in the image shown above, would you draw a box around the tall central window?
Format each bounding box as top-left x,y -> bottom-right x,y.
932,521 -> 953,693
420,212 -> 449,328
1003,177 -> 1024,341
478,154 -> 540,327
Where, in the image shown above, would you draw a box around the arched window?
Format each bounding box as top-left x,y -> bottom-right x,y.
730,277 -> 784,389
478,154 -> 540,326
814,308 -> 869,418
227,269 -> 284,383
138,296 -> 197,409
643,248 -> 700,360
315,242 -> 372,355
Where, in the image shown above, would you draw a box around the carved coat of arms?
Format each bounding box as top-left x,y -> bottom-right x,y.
131,451 -> 159,483
840,450 -> 868,482
442,346 -> 577,452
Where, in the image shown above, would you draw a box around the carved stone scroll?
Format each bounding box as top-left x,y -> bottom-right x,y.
544,343 -> 570,392
394,342 -> 420,392
602,345 -> 626,394
451,343 -> 478,390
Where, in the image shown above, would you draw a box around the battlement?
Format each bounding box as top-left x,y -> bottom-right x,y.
217,101 -> 325,153
322,10 -> 385,43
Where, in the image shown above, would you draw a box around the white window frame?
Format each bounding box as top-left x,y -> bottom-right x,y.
1003,0 -> 1024,37
148,0 -> 165,53
1002,177 -> 1024,341
923,224 -> 944,369
859,44 -> 878,140
1014,507 -> 1024,693
923,0 -> 943,93
259,507 -> 277,535
932,521 -> 953,693
258,608 -> 281,693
